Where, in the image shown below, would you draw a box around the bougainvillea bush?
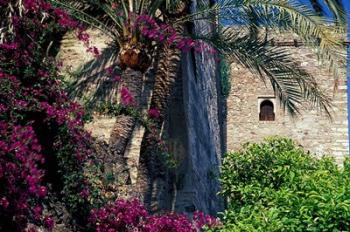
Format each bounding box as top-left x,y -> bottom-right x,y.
0,0 -> 101,230
88,198 -> 221,232
219,138 -> 350,231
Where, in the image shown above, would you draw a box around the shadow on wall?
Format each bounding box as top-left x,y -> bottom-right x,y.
64,44 -> 120,109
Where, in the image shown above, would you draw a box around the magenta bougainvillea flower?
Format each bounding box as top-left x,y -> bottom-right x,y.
113,75 -> 122,82
148,108 -> 161,119
135,15 -> 218,56
0,1 -> 96,230
120,87 -> 135,106
89,199 -> 221,232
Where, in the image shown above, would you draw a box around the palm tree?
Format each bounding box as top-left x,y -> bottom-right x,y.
52,0 -> 184,151
50,0 -> 346,211
51,0 -> 190,210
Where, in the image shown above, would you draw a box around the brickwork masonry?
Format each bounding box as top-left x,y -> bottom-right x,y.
227,36 -> 349,164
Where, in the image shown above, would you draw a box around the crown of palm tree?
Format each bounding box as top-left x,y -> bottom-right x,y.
49,0 -> 346,115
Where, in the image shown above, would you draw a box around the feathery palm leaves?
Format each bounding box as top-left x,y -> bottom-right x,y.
50,0 -> 185,45
209,27 -> 332,115
50,0 -> 346,114
211,0 -> 346,114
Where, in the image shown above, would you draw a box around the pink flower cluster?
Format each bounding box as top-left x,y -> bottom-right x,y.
40,101 -> 84,126
0,121 -> 52,228
120,87 -> 135,106
89,199 -> 221,232
86,45 -> 100,57
193,211 -> 222,229
89,199 -> 148,231
21,0 -> 52,13
75,28 -> 100,57
106,66 -> 122,82
52,6 -> 100,57
0,1 -> 95,230
148,108 -> 161,119
144,213 -> 197,232
44,216 -> 55,230
136,15 -> 174,43
0,42 -> 18,50
53,8 -> 78,28
136,15 -> 218,55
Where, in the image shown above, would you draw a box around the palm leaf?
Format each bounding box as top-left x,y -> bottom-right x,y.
49,0 -> 344,116
50,0 -> 188,43
207,27 -> 332,116
49,0 -> 121,40
178,0 -> 345,80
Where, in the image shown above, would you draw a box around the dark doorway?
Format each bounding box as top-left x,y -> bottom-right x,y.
259,100 -> 275,121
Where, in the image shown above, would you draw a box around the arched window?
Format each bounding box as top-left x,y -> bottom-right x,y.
259,100 -> 275,121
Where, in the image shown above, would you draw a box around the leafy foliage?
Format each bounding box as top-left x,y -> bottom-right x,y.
309,0 -> 346,23
219,56 -> 231,97
219,137 -> 350,231
0,1 -> 104,230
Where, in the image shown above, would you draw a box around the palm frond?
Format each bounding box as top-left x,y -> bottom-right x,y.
49,0 -> 188,44
233,1 -> 345,74
206,27 -> 332,116
49,0 -> 121,41
177,0 -> 345,82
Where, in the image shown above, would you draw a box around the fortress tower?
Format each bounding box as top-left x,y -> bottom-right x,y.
226,31 -> 349,164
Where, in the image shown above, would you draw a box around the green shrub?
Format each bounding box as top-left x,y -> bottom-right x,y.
219,56 -> 231,97
219,137 -> 350,232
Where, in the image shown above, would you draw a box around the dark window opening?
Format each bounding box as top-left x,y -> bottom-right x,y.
259,100 -> 275,121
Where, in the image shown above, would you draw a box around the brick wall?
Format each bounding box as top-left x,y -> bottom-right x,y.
227,34 -> 349,164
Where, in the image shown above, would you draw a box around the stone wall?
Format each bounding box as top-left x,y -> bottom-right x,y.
227,33 -> 349,164
169,35 -> 225,215
59,29 -> 119,106
165,0 -> 225,214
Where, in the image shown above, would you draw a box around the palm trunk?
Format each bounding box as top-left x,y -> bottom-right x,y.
109,41 -> 153,191
109,115 -> 136,156
137,40 -> 182,212
109,10 -> 185,209
109,68 -> 143,157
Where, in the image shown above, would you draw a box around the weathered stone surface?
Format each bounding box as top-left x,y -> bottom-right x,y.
227,32 -> 349,164
58,29 -> 119,106
124,123 -> 146,184
167,0 -> 225,215
85,115 -> 116,142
